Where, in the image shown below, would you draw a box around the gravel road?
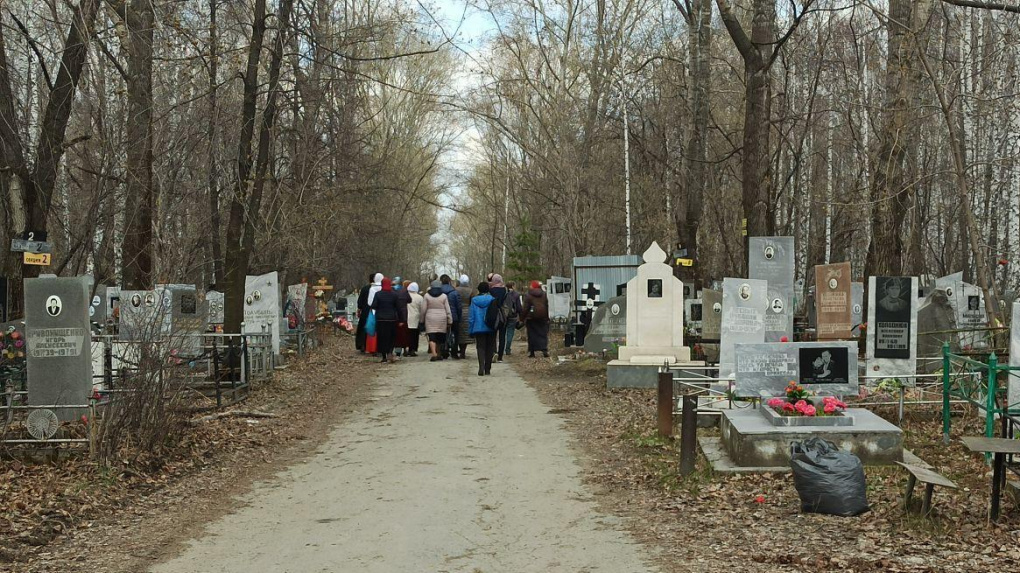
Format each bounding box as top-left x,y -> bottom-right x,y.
151,352 -> 658,573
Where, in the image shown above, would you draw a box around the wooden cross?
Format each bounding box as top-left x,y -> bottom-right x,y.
315,277 -> 333,291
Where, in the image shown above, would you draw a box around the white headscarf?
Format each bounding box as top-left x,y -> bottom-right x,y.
367,273 -> 384,306
408,282 -> 420,293
459,274 -> 470,286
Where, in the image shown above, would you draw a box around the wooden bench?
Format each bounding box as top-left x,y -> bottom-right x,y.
961,436 -> 1020,522
896,462 -> 958,516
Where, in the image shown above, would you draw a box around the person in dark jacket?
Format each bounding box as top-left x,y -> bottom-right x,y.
355,272 -> 375,352
488,274 -> 509,362
502,281 -> 524,357
440,275 -> 461,359
523,280 -> 550,357
371,277 -> 400,363
468,282 -> 496,376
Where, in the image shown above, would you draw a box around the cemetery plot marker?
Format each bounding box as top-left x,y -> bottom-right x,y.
867,276 -> 918,379
25,276 -> 93,421
815,262 -> 852,340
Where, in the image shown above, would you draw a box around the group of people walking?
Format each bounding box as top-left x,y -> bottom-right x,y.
354,272 -> 551,375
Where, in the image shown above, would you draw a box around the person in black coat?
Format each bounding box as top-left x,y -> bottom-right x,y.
371,277 -> 400,363
355,272 -> 375,352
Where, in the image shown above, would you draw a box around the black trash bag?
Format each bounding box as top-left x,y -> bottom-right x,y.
790,437 -> 869,517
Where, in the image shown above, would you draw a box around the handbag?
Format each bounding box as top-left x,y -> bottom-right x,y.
365,311 -> 377,336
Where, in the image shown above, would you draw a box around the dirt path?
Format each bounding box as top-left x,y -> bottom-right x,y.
150,352 -> 658,573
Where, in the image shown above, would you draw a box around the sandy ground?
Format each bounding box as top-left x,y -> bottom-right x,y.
150,351 -> 659,573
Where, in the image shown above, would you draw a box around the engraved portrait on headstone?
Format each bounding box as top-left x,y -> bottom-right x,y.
749,237 -> 794,342
867,276 -> 919,378
799,347 -> 850,385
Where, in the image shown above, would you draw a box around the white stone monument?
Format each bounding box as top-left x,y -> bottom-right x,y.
617,242 -> 691,364
607,243 -> 702,388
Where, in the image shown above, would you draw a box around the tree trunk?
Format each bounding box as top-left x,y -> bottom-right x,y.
678,0 -> 711,282
208,0 -> 223,286
223,0 -> 293,334
119,0 -> 155,289
0,0 -> 100,301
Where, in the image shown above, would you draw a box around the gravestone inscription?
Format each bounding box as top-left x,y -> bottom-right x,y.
866,276 -> 918,379
719,278 -> 767,379
851,282 -> 864,337
25,276 -> 93,421
748,237 -> 794,342
701,290 -> 722,341
583,295 -> 627,354
815,262 -> 852,339
244,272 -> 281,354
733,340 -> 859,398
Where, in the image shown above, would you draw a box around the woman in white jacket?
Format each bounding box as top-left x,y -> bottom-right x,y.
405,283 -> 425,357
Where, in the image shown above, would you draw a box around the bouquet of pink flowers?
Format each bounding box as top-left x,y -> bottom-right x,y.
765,387 -> 847,417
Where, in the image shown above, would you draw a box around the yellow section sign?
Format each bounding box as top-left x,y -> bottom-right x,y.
24,252 -> 51,265
676,258 -> 694,267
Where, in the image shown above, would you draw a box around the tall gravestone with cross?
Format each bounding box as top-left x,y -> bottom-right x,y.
607,243 -> 703,388
25,276 -> 93,421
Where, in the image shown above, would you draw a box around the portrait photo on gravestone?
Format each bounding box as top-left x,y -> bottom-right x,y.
874,277 -> 911,359
648,279 -> 662,298
799,347 -> 849,385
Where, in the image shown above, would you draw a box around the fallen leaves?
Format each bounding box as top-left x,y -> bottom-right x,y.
518,348 -> 1020,573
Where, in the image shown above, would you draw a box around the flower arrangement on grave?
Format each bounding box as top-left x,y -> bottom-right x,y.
0,328 -> 26,365
765,381 -> 847,417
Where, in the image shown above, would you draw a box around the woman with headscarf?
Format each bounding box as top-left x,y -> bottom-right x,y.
488,274 -> 509,363
523,280 -> 550,358
405,282 -> 425,357
355,272 -> 376,352
454,275 -> 474,359
423,280 -> 453,361
371,277 -> 399,363
395,280 -> 413,356
468,282 -> 496,376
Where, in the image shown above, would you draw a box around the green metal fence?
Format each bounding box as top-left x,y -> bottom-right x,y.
942,342 -> 1020,444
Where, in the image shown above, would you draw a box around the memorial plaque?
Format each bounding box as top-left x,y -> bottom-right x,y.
1009,302 -> 1020,411
851,282 -> 864,337
956,282 -> 989,349
583,295 -> 627,354
118,290 -> 163,342
719,278 -> 768,379
171,288 -> 207,355
244,271 -> 281,354
733,341 -> 859,398
701,290 -> 722,341
815,262 -> 852,339
749,237 -> 795,342
685,298 -> 703,336
24,276 -> 93,421
866,276 -> 918,380
206,290 -> 224,324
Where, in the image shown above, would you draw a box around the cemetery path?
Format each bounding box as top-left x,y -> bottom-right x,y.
150,352 -> 659,573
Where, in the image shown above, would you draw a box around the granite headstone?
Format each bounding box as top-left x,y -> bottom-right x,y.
25,276 -> 93,421
748,237 -> 795,342
701,290 -> 722,341
815,262 -> 852,339
244,271 -> 281,354
719,278 -> 768,379
851,282 -> 864,337
866,276 -> 918,379
733,341 -> 859,398
1009,302 -> 1020,411
583,295 -> 627,354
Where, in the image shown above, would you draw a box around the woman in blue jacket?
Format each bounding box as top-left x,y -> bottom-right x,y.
468,282 -> 496,376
